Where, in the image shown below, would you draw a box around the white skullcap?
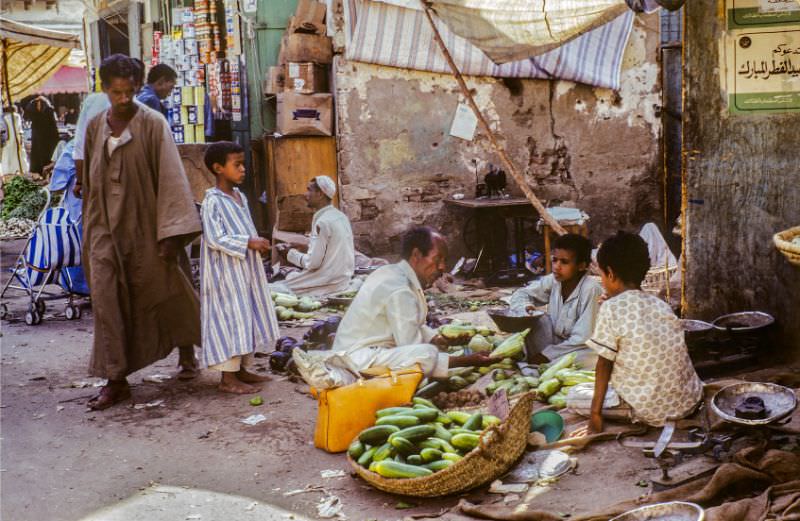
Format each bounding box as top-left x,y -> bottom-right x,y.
315,175 -> 336,199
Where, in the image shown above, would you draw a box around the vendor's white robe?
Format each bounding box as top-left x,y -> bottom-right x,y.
509,273 -> 603,366
293,261 -> 448,389
282,205 -> 355,297
200,188 -> 280,368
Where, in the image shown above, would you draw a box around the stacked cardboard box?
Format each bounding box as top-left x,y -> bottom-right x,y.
264,0 -> 334,137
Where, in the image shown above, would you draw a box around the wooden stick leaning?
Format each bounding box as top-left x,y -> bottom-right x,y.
420,3 -> 567,236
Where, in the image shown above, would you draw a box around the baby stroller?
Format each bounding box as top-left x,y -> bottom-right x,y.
0,187 -> 89,325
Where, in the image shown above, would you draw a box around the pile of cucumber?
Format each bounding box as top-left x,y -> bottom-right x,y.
348,397 -> 501,479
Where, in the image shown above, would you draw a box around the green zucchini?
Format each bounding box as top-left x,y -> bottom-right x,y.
375,415 -> 421,428
359,425 -> 400,445
373,460 -> 433,479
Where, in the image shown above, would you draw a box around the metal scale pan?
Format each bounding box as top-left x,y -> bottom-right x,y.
710,382 -> 797,426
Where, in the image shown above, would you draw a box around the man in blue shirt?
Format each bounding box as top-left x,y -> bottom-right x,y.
136,63 -> 177,119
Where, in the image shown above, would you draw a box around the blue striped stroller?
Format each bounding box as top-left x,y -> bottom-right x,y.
0,188 -> 88,325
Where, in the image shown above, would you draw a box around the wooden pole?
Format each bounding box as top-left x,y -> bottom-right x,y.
420,3 -> 567,236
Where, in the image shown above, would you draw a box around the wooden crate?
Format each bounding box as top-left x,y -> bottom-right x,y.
263,136 -> 338,233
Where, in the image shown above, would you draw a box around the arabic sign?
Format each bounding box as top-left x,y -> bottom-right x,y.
730,28 -> 800,113
728,0 -> 800,29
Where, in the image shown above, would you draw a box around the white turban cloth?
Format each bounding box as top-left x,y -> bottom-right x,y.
315,175 -> 336,199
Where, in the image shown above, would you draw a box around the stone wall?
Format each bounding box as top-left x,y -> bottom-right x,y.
683,2 -> 800,358
333,13 -> 663,258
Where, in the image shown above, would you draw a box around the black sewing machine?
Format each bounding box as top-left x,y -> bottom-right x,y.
474,163 -> 507,199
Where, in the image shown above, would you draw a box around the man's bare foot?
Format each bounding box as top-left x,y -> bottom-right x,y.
236,368 -> 271,384
177,346 -> 199,380
88,380 -> 131,410
219,372 -> 261,394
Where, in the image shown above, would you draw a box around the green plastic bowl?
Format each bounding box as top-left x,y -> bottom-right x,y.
530,410 -> 565,443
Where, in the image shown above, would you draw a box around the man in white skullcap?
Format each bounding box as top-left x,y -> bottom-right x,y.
274,176 -> 356,296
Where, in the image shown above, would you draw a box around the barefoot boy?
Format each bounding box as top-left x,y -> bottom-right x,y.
582,232 -> 703,433
200,142 -> 279,394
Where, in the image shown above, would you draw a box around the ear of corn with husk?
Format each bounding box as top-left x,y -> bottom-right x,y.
489,328 -> 530,359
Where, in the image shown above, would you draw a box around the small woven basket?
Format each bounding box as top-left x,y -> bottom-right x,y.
348,391 -> 536,497
773,226 -> 800,267
642,265 -> 678,295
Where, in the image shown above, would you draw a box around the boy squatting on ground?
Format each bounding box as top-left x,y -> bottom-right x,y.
200,142 -> 281,394
509,234 -> 603,369
575,232 -> 703,434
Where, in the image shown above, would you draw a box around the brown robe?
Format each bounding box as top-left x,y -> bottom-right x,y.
82,105 -> 202,380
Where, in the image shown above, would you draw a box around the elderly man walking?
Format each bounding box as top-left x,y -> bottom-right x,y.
81,54 -> 201,410
274,176 -> 355,297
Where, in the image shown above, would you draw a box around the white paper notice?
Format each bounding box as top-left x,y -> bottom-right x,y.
449,103 -> 478,141
758,0 -> 799,13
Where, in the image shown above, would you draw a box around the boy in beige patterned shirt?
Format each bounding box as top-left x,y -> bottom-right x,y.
583,232 -> 703,433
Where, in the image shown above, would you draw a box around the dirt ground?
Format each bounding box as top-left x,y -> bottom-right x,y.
1,239 -> 658,521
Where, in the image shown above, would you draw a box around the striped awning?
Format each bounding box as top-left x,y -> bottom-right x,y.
0,17 -> 81,101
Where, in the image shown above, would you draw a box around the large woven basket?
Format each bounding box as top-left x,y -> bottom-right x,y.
773,226 -> 800,267
348,391 -> 536,497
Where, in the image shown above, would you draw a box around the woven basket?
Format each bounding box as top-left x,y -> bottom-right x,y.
348,392 -> 536,497
642,265 -> 678,295
773,226 -> 800,267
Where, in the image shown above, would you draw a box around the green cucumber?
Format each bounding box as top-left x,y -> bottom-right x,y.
451,433 -> 480,451
446,411 -> 472,425
463,413 -> 483,431
433,423 -> 453,442
388,425 -> 436,443
482,415 -> 502,428
420,448 -> 443,462
372,442 -> 395,462
423,460 -> 454,471
348,440 -> 366,459
375,415 -> 421,428
407,455 -> 423,465
359,425 -> 400,445
375,407 -> 414,418
373,460 -> 433,479
406,408 -> 439,422
441,452 -> 463,462
389,436 -> 417,455
358,446 -> 378,467
412,397 -> 439,410
435,414 -> 453,426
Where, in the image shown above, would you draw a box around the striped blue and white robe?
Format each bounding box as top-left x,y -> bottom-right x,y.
200,187 -> 280,368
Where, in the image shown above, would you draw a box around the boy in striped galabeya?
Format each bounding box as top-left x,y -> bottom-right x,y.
200,142 -> 279,394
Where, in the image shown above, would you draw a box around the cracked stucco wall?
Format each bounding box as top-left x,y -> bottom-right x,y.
334,13 -> 662,258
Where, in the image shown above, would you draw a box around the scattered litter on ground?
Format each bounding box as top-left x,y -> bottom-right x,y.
317,495 -> 344,519
489,480 -> 528,494
133,399 -> 165,410
240,414 -> 267,426
505,450 -> 575,483
70,379 -> 105,389
395,501 -> 416,510
197,431 -> 213,439
249,396 -> 264,406
283,485 -> 325,497
143,374 -> 172,384
32,413 -> 45,420
503,494 -> 520,504
185,515 -> 201,520
245,502 -> 258,512
56,405 -> 64,412
320,469 -> 347,479
28,376 -> 47,381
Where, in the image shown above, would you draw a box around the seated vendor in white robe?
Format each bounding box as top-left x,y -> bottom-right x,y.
293,226 -> 497,389
509,234 -> 603,368
274,176 -> 355,297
